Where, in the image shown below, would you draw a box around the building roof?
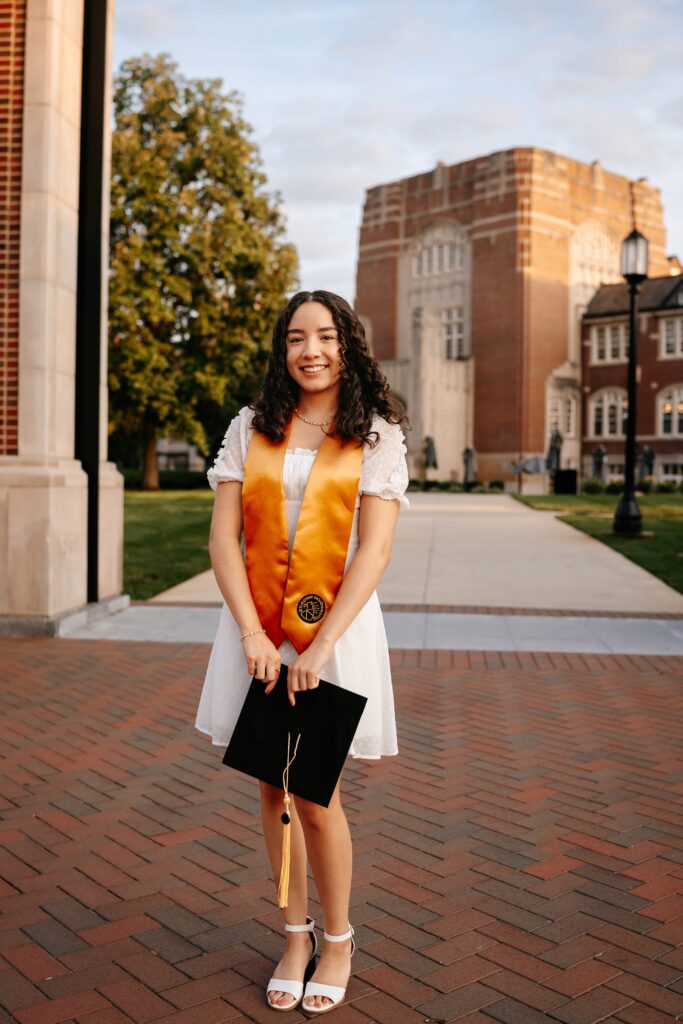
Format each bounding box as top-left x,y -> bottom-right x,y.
584,275 -> 683,318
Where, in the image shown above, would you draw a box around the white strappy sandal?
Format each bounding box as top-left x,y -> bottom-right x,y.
266,916 -> 318,1012
301,923 -> 355,1015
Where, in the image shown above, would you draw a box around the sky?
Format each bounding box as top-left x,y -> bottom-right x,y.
113,0 -> 683,301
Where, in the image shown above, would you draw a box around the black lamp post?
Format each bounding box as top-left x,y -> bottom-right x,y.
613,229 -> 648,535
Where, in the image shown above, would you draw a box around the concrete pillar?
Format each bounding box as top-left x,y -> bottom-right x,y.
0,0 -> 124,630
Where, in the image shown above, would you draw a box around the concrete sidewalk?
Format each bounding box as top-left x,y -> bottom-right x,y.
149,493 -> 683,615
56,491 -> 683,654
61,604 -> 683,656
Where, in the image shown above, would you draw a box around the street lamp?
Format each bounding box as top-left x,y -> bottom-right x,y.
613,229 -> 649,535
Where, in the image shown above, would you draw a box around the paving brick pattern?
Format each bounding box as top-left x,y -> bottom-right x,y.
0,636 -> 682,1023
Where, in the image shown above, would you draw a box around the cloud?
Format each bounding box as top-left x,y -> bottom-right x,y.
116,3 -> 185,42
659,96 -> 683,128
113,0 -> 683,299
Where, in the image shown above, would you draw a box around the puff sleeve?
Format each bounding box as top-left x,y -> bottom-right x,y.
206,407 -> 249,490
359,416 -> 410,509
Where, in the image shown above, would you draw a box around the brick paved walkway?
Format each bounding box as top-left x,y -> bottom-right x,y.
1,637 -> 683,1023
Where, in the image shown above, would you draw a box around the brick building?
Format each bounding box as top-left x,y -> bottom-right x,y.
354,147 -> 674,485
581,276 -> 683,484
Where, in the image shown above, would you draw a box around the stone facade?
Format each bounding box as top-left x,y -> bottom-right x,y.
581,276 -> 683,483
355,148 -> 671,485
0,0 -> 121,625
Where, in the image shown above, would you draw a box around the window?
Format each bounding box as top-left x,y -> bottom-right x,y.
609,325 -> 621,359
590,390 -> 627,438
658,385 -> 683,436
570,223 -> 620,289
411,229 -> 467,279
596,328 -> 606,361
660,317 -> 683,359
591,323 -> 627,363
442,307 -> 465,360
548,396 -> 576,439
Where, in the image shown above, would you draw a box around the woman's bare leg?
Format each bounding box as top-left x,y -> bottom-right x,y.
295,778 -> 354,1011
259,781 -> 314,1008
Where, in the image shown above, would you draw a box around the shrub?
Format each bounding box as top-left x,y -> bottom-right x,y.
656,480 -> 678,493
488,480 -> 505,491
582,478 -> 605,494
605,481 -> 624,494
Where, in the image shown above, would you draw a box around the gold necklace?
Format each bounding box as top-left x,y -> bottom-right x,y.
293,407 -> 336,427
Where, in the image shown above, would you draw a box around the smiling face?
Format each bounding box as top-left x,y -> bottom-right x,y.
285,300 -> 342,398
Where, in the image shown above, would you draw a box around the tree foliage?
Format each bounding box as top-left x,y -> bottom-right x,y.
108,53 -> 299,487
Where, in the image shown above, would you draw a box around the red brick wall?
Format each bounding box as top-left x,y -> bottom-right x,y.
0,0 -> 25,457
354,184 -> 402,360
471,230 -> 523,452
356,147 -> 671,466
582,309 -> 683,462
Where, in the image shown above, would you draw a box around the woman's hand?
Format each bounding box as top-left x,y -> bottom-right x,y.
241,631 -> 281,694
287,636 -> 334,707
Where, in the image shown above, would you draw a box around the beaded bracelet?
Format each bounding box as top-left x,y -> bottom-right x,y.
240,627 -> 267,641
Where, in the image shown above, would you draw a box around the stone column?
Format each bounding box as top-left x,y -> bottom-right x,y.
0,0 -> 124,630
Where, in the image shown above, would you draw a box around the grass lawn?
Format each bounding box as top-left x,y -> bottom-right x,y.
124,490 -> 214,600
124,488 -> 683,602
513,492 -> 683,596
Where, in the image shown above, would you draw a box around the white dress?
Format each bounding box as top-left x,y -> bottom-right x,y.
194,405 -> 410,760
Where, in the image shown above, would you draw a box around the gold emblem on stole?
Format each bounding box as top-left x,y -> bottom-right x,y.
296,593 -> 326,623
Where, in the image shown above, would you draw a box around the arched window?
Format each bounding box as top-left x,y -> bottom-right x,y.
570,223 -> 621,289
411,222 -> 468,280
658,384 -> 683,436
589,389 -> 627,439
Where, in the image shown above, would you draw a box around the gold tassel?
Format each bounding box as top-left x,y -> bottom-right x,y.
277,731 -> 300,908
277,793 -> 292,908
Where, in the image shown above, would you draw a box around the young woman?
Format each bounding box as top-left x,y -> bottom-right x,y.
195,290 -> 410,1015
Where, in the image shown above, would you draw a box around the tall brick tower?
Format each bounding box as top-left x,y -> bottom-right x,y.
355,148 -> 671,485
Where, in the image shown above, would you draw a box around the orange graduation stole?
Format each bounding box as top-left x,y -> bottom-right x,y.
242,414 -> 363,653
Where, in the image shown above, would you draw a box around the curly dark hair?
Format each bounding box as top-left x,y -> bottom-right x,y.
249,290 -> 409,448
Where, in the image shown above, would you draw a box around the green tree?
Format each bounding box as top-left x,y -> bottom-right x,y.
109,53 -> 298,488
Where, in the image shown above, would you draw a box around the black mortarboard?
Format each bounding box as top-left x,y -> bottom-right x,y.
222,663 -> 367,906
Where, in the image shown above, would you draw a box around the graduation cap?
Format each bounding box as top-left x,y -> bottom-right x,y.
222,663 -> 367,907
